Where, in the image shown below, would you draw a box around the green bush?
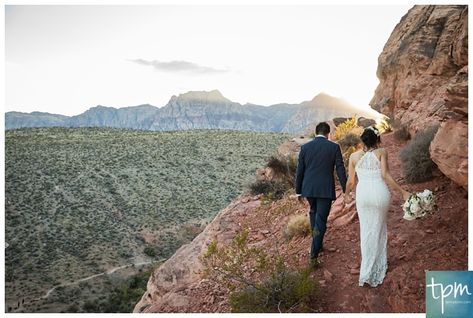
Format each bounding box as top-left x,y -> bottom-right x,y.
83,300 -> 101,313
202,230 -> 316,313
66,303 -> 79,313
143,246 -> 156,257
400,125 -> 439,183
248,180 -> 288,200
229,262 -> 315,313
247,155 -> 297,201
266,155 -> 297,181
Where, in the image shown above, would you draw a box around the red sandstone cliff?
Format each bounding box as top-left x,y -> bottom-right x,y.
370,5 -> 468,188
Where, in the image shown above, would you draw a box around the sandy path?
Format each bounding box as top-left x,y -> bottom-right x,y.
39,258 -> 165,300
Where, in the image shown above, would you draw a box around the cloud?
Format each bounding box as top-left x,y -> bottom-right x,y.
129,59 -> 229,75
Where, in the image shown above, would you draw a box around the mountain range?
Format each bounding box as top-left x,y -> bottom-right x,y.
5,90 -> 381,133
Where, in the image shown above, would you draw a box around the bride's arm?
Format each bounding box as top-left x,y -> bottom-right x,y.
344,153 -> 356,203
380,149 -> 411,200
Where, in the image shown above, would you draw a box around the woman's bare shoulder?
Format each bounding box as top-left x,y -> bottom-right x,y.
375,148 -> 388,160
349,149 -> 364,160
377,147 -> 388,155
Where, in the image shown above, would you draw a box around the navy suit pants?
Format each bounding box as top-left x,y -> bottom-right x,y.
307,197 -> 332,260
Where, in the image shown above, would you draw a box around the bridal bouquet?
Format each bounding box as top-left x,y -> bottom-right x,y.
402,189 -> 435,220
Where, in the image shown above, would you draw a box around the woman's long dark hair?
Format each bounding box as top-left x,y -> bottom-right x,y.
360,127 -> 381,149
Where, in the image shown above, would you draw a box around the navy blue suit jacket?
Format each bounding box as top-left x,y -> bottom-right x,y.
295,136 -> 347,200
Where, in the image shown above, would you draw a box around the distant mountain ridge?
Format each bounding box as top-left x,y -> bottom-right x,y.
5,90 -> 381,133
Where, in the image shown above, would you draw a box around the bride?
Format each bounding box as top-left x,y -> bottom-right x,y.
344,126 -> 411,287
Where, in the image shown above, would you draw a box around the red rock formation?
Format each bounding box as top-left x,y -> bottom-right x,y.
370,5 -> 468,188
430,120 -> 468,188
133,196 -> 261,313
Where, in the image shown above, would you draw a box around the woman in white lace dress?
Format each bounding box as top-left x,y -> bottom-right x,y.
344,127 -> 410,287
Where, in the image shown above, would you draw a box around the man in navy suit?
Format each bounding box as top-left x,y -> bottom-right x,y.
295,122 -> 347,267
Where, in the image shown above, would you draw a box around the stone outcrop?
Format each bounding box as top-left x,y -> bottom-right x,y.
133,195 -> 261,313
357,117 -> 376,128
333,117 -> 376,128
276,136 -> 309,157
370,5 -> 468,188
430,120 -> 468,188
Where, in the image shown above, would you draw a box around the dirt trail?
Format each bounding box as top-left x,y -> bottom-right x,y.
39,259 -> 165,300
300,132 -> 468,312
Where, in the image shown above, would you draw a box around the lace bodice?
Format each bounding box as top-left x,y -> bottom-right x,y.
355,150 -> 383,181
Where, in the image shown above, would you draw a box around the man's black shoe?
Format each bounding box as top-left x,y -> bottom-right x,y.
309,258 -> 320,270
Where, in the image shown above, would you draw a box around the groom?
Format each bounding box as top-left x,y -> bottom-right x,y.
295,122 -> 347,267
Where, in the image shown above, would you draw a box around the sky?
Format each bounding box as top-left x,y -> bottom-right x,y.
5,4 -> 412,116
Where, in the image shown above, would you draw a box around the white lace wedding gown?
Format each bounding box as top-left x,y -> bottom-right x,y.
355,150 -> 391,287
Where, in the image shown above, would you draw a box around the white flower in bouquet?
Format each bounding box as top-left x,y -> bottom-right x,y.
402,189 -> 435,220
418,189 -> 434,212
410,197 -> 421,213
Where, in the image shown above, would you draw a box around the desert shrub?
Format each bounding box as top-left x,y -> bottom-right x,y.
336,132 -> 360,172
143,245 -> 156,257
333,116 -> 359,141
284,214 -> 310,240
83,300 -> 101,313
266,155 -> 297,180
66,303 -> 79,313
248,180 -> 288,201
266,155 -> 289,177
338,133 -> 361,151
265,155 -> 297,188
394,125 -> 411,142
400,125 -> 439,183
342,145 -> 358,170
5,269 -> 14,282
248,154 -> 298,202
102,271 -> 151,313
202,230 -> 316,313
376,118 -> 392,133
229,263 -> 314,313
